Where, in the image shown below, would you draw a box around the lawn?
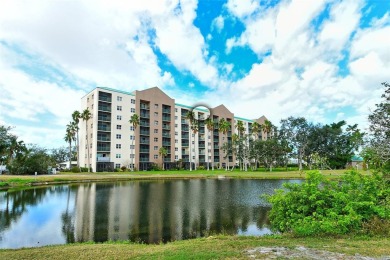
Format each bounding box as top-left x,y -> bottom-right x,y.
0,235 -> 388,259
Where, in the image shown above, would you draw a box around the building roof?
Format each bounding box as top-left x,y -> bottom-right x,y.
351,155 -> 363,162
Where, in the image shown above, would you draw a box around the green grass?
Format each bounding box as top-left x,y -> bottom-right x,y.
0,169 -> 371,190
0,235 -> 388,259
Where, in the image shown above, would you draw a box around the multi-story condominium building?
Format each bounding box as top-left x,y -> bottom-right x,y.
80,86 -> 269,172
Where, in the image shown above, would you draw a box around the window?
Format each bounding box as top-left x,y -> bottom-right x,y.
154,146 -> 158,150
175,131 -> 178,136
154,104 -> 159,109
154,129 -> 158,134
131,99 -> 135,104
87,97 -> 89,102
130,126 -> 134,131
117,115 -> 122,120
175,139 -> 178,143
116,144 -> 121,149
90,143 -> 92,148
91,104 -> 94,109
192,141 -> 195,144
154,120 -> 158,126
175,155 -> 178,159
117,125 -> 122,130
91,123 -> 93,128
117,106 -> 122,111
154,112 -> 158,117
116,134 -> 121,139
175,116 -> 178,120
131,108 -> 135,113
175,147 -> 178,151
130,135 -> 135,140
175,108 -> 178,112
130,145 -> 135,149
154,155 -> 158,159
116,154 -> 121,158
115,163 -> 121,168
175,124 -> 178,128
192,156 -> 195,159
154,137 -> 158,142
91,133 -> 93,138
117,96 -> 122,101
192,134 -> 195,137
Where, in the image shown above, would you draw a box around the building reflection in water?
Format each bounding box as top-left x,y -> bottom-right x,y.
70,179 -> 295,244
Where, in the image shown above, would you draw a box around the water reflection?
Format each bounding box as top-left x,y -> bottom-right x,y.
0,179 -> 301,248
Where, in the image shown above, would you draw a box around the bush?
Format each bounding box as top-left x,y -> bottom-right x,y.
121,166 -> 127,172
198,166 -> 205,170
267,171 -> 390,236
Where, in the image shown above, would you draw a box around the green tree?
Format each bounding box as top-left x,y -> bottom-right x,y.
65,122 -> 76,169
185,111 -> 196,171
251,121 -> 261,139
71,110 -> 81,171
205,117 -> 214,170
129,113 -> 140,171
218,118 -> 231,171
81,109 -> 92,172
159,146 -> 168,170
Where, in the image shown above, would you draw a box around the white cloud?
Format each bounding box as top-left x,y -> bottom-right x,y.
226,0 -> 259,19
212,15 -> 225,32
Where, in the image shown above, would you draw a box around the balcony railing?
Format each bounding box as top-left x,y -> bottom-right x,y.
140,121 -> 150,127
162,108 -> 171,113
97,147 -> 110,152
140,113 -> 150,118
162,125 -> 170,130
162,116 -> 171,122
214,145 -> 219,149
140,104 -> 150,110
97,157 -> 110,162
98,96 -> 112,102
139,149 -> 149,153
98,106 -> 111,112
182,142 -> 189,147
97,137 -> 110,142
140,158 -> 149,162
162,141 -> 171,146
140,140 -> 150,144
98,116 -> 111,122
98,126 -> 111,131
162,133 -> 170,137
199,144 -> 205,148
182,127 -> 189,132
182,134 -> 189,139
140,130 -> 149,135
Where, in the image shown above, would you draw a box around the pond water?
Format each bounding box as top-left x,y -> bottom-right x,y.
0,178 -> 301,249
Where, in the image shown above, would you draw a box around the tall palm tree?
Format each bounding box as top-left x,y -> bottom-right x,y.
81,109 -> 92,172
218,118 -> 231,171
129,113 -> 140,171
251,122 -> 261,139
159,146 -> 168,170
205,117 -> 214,171
190,121 -> 199,170
263,120 -> 273,138
185,111 -> 195,171
72,110 -> 81,171
64,123 -> 75,170
235,120 -> 245,137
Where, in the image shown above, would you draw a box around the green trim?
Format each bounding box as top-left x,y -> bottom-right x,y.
99,87 -> 135,96
351,155 -> 363,162
175,103 -> 209,112
234,116 -> 254,122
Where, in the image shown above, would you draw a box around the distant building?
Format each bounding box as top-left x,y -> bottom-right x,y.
79,86 -> 269,172
59,161 -> 78,169
348,155 -> 364,170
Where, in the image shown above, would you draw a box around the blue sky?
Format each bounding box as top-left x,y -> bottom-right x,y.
0,0 -> 389,148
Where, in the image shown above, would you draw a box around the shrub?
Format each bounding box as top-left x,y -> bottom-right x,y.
198,166 -> 205,170
121,166 -> 127,172
71,167 -> 80,173
267,171 -> 390,236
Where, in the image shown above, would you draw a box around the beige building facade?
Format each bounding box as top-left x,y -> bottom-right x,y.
79,86 -> 268,172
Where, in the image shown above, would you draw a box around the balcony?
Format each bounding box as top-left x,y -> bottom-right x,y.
98,116 -> 111,122
182,142 -> 189,147
98,96 -> 112,103
98,126 -> 111,132
162,116 -> 171,122
140,121 -> 150,127
140,158 -> 149,162
140,130 -> 149,136
97,157 -> 110,162
162,141 -> 171,146
198,144 -> 205,148
182,134 -> 189,139
97,137 -> 110,142
140,113 -> 150,118
140,139 -> 150,144
98,106 -> 111,112
214,145 -> 219,149
181,119 -> 188,124
182,126 -> 189,132
162,132 -> 170,138
140,104 -> 150,110
214,152 -> 219,156
199,129 -> 205,134
139,148 -> 149,153
97,147 -> 110,152
162,125 -> 170,130
182,150 -> 189,155
162,108 -> 171,113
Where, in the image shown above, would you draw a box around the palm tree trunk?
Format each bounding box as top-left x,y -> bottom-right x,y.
69,142 -> 72,170
77,131 -> 80,172
131,139 -> 134,171
86,122 -> 90,172
189,136 -> 192,171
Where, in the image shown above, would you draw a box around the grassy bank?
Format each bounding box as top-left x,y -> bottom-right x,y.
0,235 -> 389,259
0,169 -> 369,190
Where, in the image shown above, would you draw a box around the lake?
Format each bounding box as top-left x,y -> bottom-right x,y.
0,178 -> 301,249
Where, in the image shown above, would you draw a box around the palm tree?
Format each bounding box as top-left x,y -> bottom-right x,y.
81,109 -> 92,172
129,114 -> 140,171
185,111 -> 195,171
235,120 -> 245,137
251,122 -> 261,139
64,123 -> 75,170
263,120 -> 273,138
159,146 -> 168,170
190,121 -> 199,170
205,117 -> 214,171
72,110 -> 81,171
7,135 -> 26,166
218,118 -> 231,171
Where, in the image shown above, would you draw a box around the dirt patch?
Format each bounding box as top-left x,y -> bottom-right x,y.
245,246 -> 390,260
